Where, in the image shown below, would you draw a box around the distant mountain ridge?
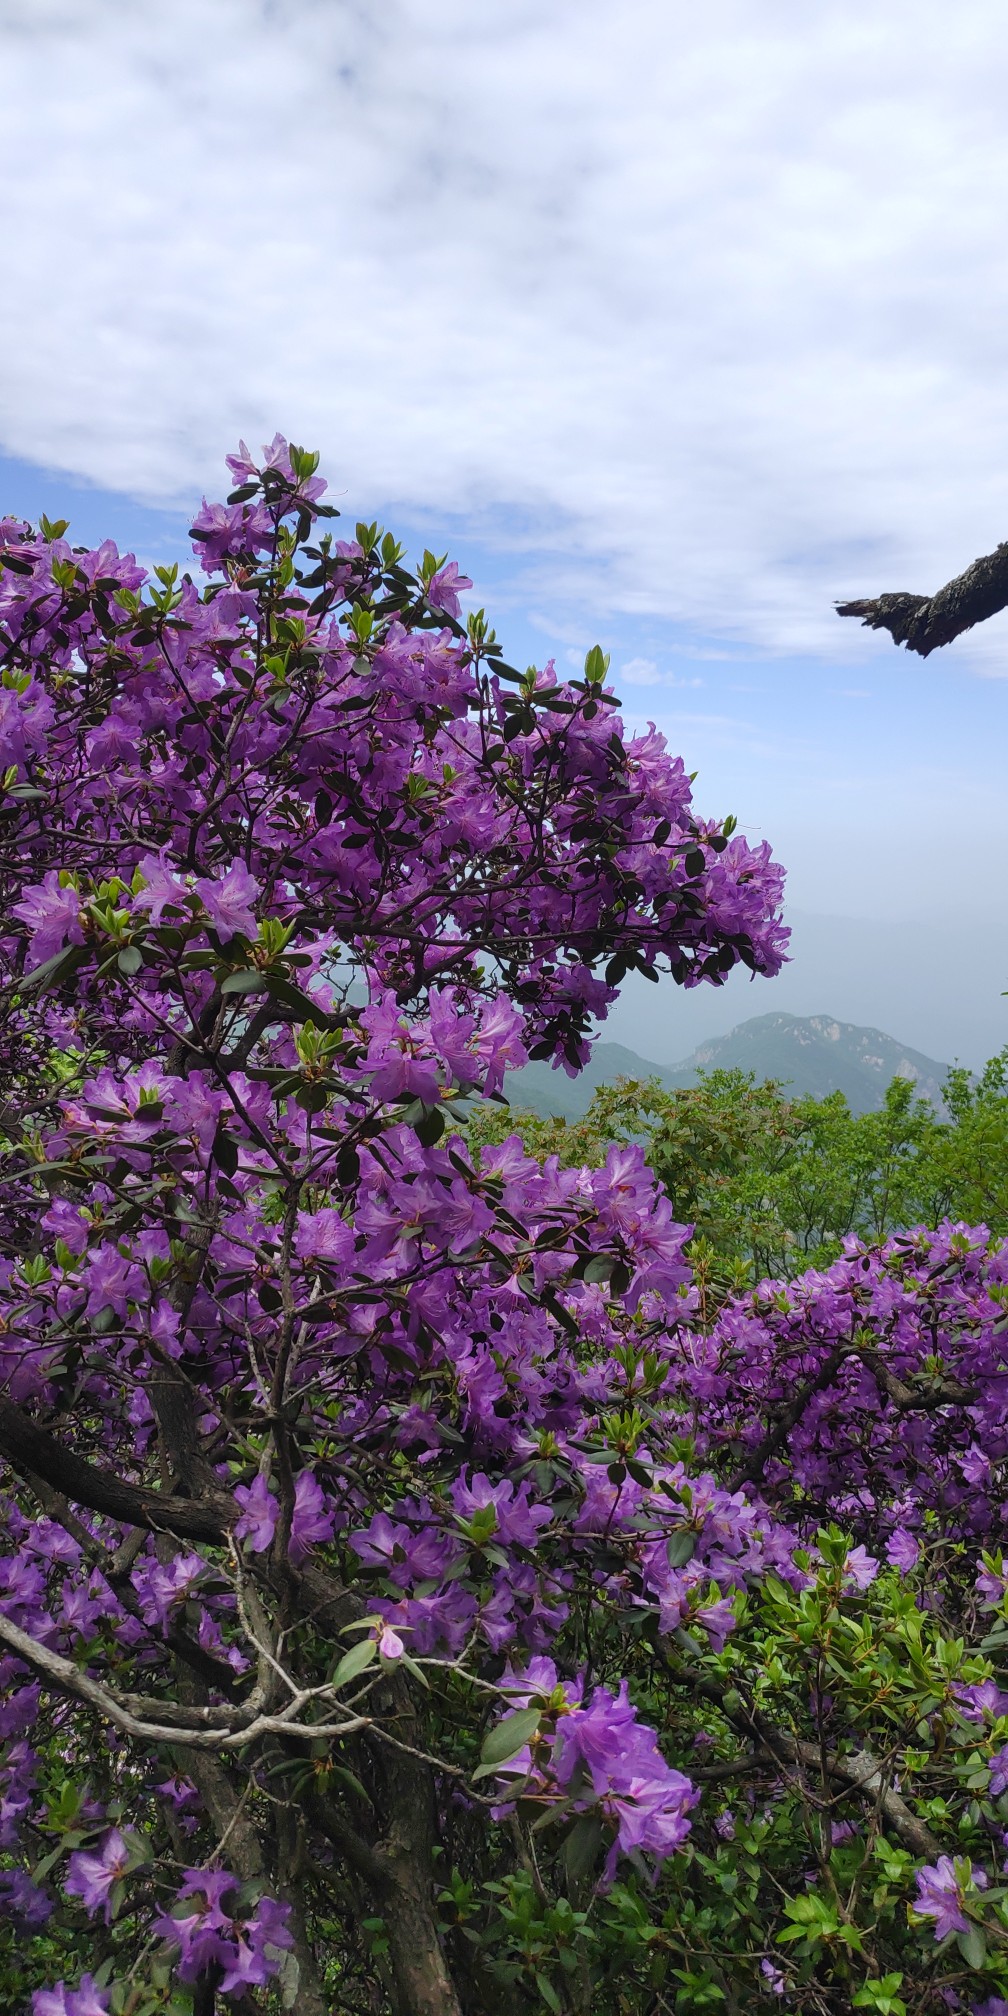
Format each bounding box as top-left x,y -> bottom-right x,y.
682,1013 -> 949,1110
506,1012 -> 951,1121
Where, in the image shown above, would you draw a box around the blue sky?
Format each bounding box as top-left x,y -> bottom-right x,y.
2,0 -> 1007,1066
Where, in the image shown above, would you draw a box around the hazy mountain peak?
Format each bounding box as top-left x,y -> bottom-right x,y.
506,1012 -> 950,1121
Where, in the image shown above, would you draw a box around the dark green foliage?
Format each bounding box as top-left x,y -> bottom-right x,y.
467,1048 -> 1008,1283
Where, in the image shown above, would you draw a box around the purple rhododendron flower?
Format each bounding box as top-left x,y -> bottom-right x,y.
64,1828 -> 131,1923
493,1662 -> 697,1880
230,1472 -> 333,1564
260,432 -> 328,502
295,1205 -> 354,1267
155,1775 -> 201,1835
194,860 -> 260,941
842,1545 -> 879,1591
152,1867 -> 240,1982
694,1596 -> 737,1652
0,1864 -> 51,1924
12,872 -> 84,967
450,1471 -> 551,1549
361,996 -> 442,1104
427,561 -> 472,619
962,1443 -> 993,1485
914,1856 -> 976,1940
32,1975 -> 110,2007
470,994 -> 527,1091
977,1557 -> 1008,1605
133,1551 -> 207,1629
32,1976 -> 110,2016
218,1894 -> 294,1992
290,1469 -> 335,1561
954,1681 -> 1008,1723
132,848 -> 194,925
25,1516 -> 81,1567
190,497 -> 275,569
153,1869 -> 291,1991
32,1993 -> 71,2016
350,1511 -> 457,1586
82,1243 -> 137,1319
225,440 -> 258,481
234,1473 -> 279,1553
886,1526 -> 919,1573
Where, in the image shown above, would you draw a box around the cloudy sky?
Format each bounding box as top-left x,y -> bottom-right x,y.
2,0 -> 1007,1064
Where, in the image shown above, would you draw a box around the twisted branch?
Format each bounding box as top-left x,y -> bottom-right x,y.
837,539 -> 1008,655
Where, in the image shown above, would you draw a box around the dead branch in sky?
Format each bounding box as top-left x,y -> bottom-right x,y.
836,539 -> 1008,655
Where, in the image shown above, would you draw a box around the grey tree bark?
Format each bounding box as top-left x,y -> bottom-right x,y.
836,538 -> 1008,654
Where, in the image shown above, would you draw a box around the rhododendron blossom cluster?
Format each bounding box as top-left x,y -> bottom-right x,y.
1,441 -> 1007,2014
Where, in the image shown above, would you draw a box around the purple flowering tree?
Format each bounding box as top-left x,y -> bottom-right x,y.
3,440 -> 1008,2014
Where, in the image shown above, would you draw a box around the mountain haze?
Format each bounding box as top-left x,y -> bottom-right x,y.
506,1012 -> 950,1122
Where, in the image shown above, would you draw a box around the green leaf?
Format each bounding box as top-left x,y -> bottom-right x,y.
31,1844 -> 67,1884
956,1922 -> 987,1970
221,969 -> 268,996
414,1104 -> 445,1147
19,942 -> 88,993
326,1764 -> 371,1806
666,1529 -> 697,1569
398,1651 -> 430,1688
265,969 -> 339,1028
563,1813 -> 604,1887
475,1706 -> 542,1776
116,943 -> 143,976
534,1973 -> 562,2014
332,1637 -> 378,1688
853,1979 -> 906,2015
212,1127 -> 239,1178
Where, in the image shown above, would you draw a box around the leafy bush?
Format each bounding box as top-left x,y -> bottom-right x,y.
1,441 -> 1007,2016
469,1057 -> 1008,1283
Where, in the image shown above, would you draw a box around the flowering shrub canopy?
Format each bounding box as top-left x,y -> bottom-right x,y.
1,441 -> 1008,2015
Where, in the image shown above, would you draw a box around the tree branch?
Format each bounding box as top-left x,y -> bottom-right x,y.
0,1606 -> 370,1752
726,1347 -> 847,1489
836,539 -> 1008,655
857,1345 -> 976,1412
0,1394 -> 231,1542
667,1656 -> 939,1859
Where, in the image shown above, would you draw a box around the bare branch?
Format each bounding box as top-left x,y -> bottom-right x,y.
0,1607 -> 240,1740
0,1607 -> 370,1752
0,1394 -> 231,1542
837,539 -> 1008,655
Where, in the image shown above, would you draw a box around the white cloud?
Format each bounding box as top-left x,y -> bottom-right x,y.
620,657 -> 662,686
620,658 -> 704,687
3,1 -> 1008,666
